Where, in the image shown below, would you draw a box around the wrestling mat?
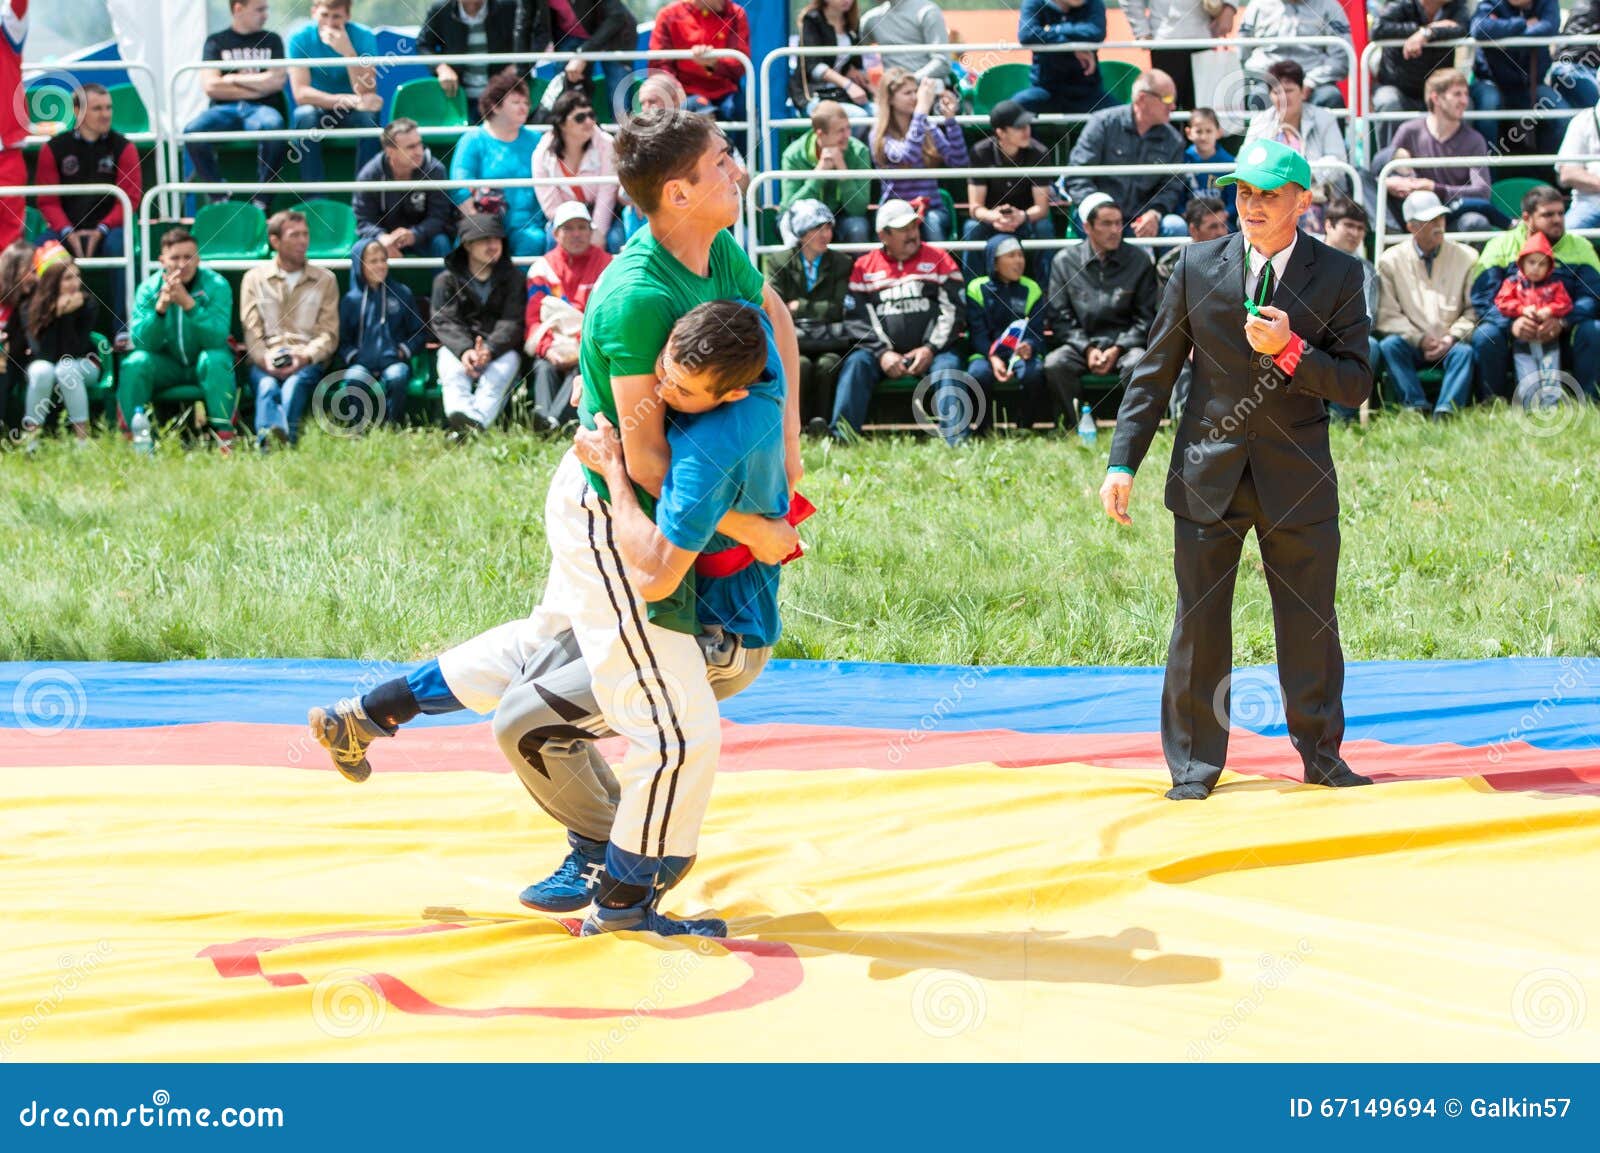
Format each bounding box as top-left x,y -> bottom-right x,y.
2,657 -> 1598,1061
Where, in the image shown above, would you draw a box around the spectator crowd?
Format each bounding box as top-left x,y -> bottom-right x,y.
7,0 -> 1600,450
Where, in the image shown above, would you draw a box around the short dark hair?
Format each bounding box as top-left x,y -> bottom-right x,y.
1325,197 -> 1369,230
479,70 -> 529,120
616,109 -> 721,215
666,301 -> 769,398
267,210 -> 307,243
75,83 -> 110,114
1266,60 -> 1306,90
160,227 -> 197,251
1187,106 -> 1220,129
382,117 -> 420,149
1184,196 -> 1226,227
1522,184 -> 1566,216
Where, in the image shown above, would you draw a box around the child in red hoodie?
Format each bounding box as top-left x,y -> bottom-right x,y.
1495,231 -> 1574,391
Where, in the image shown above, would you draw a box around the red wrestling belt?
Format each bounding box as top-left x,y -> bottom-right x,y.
695,493 -> 816,579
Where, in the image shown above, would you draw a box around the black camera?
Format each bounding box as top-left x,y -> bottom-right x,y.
271,349 -> 293,370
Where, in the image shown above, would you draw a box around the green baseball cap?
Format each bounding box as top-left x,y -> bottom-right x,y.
1215,139 -> 1313,192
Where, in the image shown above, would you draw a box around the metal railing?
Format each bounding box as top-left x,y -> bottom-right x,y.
167,48 -> 758,212
760,35 -> 1362,181
139,175 -> 623,277
1357,34 -> 1600,156
745,159 -> 1364,259
22,61 -> 168,209
3,183 -> 137,308
1370,152 -> 1600,256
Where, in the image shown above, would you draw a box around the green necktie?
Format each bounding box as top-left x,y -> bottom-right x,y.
1255,259 -> 1275,309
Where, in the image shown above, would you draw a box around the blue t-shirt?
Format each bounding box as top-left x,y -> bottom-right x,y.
287,22 -> 380,96
1183,142 -> 1238,224
654,320 -> 789,649
448,125 -> 545,232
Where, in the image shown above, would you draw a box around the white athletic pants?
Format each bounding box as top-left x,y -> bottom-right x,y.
437,347 -> 521,428
437,451 -> 723,860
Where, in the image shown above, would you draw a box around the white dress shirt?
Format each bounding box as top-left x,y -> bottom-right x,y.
1245,233 -> 1299,303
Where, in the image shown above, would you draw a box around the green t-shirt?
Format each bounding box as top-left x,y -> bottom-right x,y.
576,223 -> 767,631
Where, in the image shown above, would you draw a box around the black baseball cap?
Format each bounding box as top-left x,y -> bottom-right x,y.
990,100 -> 1035,131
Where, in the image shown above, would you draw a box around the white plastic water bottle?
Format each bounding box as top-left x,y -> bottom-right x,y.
1077,403 -> 1098,446
131,407 -> 154,457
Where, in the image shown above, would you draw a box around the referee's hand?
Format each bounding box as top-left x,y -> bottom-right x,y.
1100,472 -> 1133,525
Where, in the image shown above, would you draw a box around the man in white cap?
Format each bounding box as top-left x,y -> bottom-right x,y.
1044,191 -> 1157,419
1375,189 -> 1479,417
832,198 -> 965,438
768,198 -> 857,435
524,201 -> 613,429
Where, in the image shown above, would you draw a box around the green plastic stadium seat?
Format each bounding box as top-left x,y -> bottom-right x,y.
193,202 -> 269,260
390,77 -> 468,130
406,350 -> 444,426
292,199 -> 359,260
973,64 -> 1031,117
24,206 -> 49,244
1099,60 -> 1142,105
108,84 -> 151,135
1490,178 -> 1546,223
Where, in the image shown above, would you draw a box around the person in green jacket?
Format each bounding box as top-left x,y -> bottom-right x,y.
765,199 -> 855,434
778,101 -> 873,244
119,227 -> 238,450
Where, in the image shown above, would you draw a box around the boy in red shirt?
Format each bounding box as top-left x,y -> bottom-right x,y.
648,0 -> 749,122
1495,231 -> 1574,394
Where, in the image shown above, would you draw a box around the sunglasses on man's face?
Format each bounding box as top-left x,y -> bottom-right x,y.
1140,90 -> 1176,106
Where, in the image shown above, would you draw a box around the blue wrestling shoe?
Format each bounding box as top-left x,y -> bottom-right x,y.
307,697 -> 392,783
519,835 -> 608,912
579,895 -> 727,939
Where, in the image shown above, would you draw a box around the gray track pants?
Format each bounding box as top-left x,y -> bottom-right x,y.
491,626 -> 770,844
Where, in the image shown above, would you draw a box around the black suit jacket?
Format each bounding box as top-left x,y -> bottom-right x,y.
1108,231 -> 1372,528
421,0 -> 520,77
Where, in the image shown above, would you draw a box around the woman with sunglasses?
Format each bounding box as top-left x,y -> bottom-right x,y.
532,88 -> 625,254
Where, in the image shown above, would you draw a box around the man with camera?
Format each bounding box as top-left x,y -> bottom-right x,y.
240,210 -> 339,449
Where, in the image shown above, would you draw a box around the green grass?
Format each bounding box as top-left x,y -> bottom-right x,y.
4,407 -> 1600,665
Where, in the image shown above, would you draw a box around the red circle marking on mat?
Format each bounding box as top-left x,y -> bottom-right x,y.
197,920 -> 803,1019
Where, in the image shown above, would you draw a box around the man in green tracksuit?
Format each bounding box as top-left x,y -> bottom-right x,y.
778,101 -> 873,243
118,226 -> 238,449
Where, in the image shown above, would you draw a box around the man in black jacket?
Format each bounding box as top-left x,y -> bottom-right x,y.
421,0 -> 519,122
514,0 -> 639,107
1064,70 -> 1187,239
431,213 -> 526,432
1100,139 -> 1374,801
1369,0 -> 1469,148
354,119 -> 458,259
1044,192 -> 1157,418
765,199 -> 854,434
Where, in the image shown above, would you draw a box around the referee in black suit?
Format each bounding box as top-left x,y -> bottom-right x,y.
1098,140 -> 1375,801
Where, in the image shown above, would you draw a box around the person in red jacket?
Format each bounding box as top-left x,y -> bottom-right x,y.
648,0 -> 749,122
34,83 -> 142,337
523,201 -> 612,429
0,0 -> 30,253
1494,231 -> 1575,396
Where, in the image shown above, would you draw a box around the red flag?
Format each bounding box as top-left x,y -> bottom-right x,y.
1342,0 -> 1369,107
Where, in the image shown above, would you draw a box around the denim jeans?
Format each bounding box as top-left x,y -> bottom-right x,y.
343,360 -> 412,427
966,354 -> 1048,434
831,347 -> 961,436
1567,199 -> 1600,232
291,104 -> 380,185
1469,78 -> 1566,156
1377,334 -> 1476,413
1013,84 -> 1106,117
1472,319 -> 1600,400
919,206 -> 953,243
186,101 -> 289,192
1549,61 -> 1600,110
252,362 -> 325,444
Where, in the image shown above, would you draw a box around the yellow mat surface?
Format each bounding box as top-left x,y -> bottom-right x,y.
4,761 -> 1599,1061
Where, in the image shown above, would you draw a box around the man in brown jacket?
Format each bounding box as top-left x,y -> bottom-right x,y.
1375,190 -> 1479,417
241,209 -> 340,448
